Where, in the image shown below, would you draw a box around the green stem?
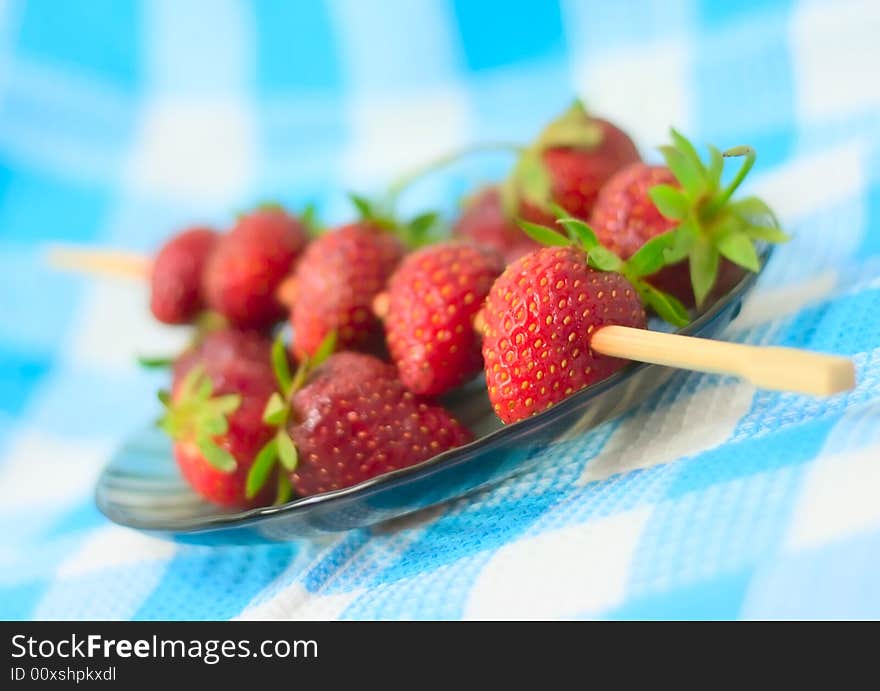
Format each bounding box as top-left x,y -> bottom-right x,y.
386,141 -> 525,205
704,145 -> 756,217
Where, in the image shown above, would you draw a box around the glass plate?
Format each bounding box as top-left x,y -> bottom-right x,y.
97,252 -> 767,543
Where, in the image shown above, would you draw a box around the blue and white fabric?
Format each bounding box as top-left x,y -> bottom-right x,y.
1,0 -> 879,619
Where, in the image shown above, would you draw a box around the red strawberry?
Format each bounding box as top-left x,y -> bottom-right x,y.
481,245 -> 647,424
286,353 -> 472,496
149,227 -> 218,324
506,101 -> 640,224
381,243 -> 502,396
160,331 -> 282,507
589,161 -> 743,307
289,222 -> 404,359
453,187 -> 540,264
590,163 -> 677,258
590,130 -> 787,307
203,206 -> 308,329
172,327 -> 274,389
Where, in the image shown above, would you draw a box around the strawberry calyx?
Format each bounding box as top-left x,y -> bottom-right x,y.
348,192 -> 442,250
649,129 -> 789,305
157,364 -> 242,473
235,200 -> 324,239
245,330 -> 337,503
500,99 -> 604,217
518,211 -> 691,328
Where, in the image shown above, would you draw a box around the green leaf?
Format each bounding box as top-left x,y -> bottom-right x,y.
409,211 -> 439,236
194,310 -> 228,335
587,246 -> 623,272
706,145 -> 724,192
512,149 -> 552,209
348,193 -> 375,221
670,129 -> 706,177
179,364 -> 206,400
498,178 -> 519,219
717,231 -> 761,272
157,389 -> 171,407
625,231 -> 676,278
213,394 -> 241,415
271,335 -> 293,396
648,184 -> 689,220
689,237 -> 720,306
262,392 -> 288,426
660,145 -> 705,199
194,373 -> 213,400
638,282 -> 691,328
729,196 -> 782,229
200,416 -> 228,436
536,100 -> 602,150
311,330 -> 337,369
196,437 -> 237,473
275,472 -> 292,505
555,217 -> 598,250
743,225 -> 791,243
300,202 -> 323,238
246,438 -> 278,499
256,200 -> 285,213
276,430 -> 299,471
548,202 -> 569,219
289,358 -> 310,395
517,220 -> 570,247
137,355 -> 174,369
666,219 -> 697,264
404,211 -> 441,248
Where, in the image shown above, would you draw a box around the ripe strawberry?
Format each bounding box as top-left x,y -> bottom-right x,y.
289,222 -> 404,359
160,330 -> 282,508
505,101 -> 640,224
589,130 -> 788,307
286,353 -> 473,496
453,187 -> 540,264
482,245 -> 647,423
149,227 -> 218,324
381,243 -> 502,396
203,205 -> 308,329
172,327 -> 274,389
590,163 -> 677,258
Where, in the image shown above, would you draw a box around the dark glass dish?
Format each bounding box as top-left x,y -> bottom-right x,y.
97,253 -> 767,544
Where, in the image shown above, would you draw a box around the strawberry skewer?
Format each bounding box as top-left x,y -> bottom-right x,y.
472,215 -> 854,424
45,205 -> 308,329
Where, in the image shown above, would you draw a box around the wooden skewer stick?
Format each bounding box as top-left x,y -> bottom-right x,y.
45,244 -> 152,280
467,305 -> 854,397
45,244 -> 301,306
591,325 -> 855,396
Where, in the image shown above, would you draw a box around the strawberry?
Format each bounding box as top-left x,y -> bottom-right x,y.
242,336 -> 473,499
203,205 -> 308,329
589,130 -> 788,307
159,329 -> 283,508
590,163 -> 678,258
287,353 -> 472,496
381,243 -> 502,396
503,101 -> 640,223
482,246 -> 646,423
149,227 -> 218,324
453,187 -> 541,264
288,221 -> 404,359
480,213 -> 697,424
172,327 -> 274,388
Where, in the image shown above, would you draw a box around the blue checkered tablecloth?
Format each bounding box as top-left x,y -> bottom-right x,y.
1,0 -> 879,620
